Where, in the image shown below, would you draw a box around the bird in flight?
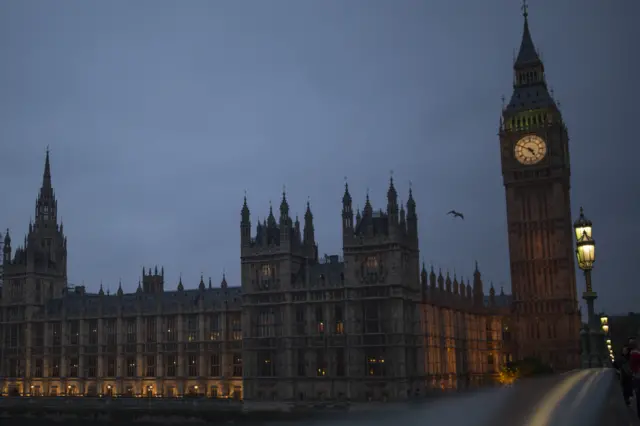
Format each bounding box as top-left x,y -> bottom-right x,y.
447,210 -> 464,220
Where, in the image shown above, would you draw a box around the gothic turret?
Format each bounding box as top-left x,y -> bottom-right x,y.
386,176 -> 398,230
473,261 -> 484,307
2,150 -> 68,304
3,229 -> 11,264
342,181 -> 353,240
279,189 -> 290,244
199,274 -> 205,291
303,201 -> 315,248
220,273 -> 228,289
406,187 -> 417,243
429,266 -> 436,289
142,265 -> 164,294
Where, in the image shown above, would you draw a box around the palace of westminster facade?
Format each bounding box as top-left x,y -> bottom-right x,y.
0,9 -> 582,401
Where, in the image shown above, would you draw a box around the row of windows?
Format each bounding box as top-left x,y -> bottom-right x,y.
5,353 -> 242,379
3,315 -> 242,348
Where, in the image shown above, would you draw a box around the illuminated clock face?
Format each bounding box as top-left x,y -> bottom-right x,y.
514,135 -> 547,165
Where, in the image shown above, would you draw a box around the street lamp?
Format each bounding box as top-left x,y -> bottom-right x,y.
574,207 -> 603,368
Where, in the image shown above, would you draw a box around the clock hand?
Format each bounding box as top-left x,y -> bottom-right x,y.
526,147 -> 536,155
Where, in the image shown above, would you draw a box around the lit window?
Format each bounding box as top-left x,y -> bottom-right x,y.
261,265 -> 271,277
366,257 -> 378,269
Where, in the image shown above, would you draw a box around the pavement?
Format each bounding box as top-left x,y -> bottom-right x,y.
306,369 -> 640,426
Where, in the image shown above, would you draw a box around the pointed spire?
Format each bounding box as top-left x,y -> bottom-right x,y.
220,272 -> 228,289
199,274 -> 205,291
177,275 -> 184,291
342,178 -> 352,206
117,280 -> 123,297
500,286 -> 505,296
303,200 -> 315,247
99,282 -> 104,296
241,191 -> 250,224
267,200 -> 276,228
42,146 -> 52,189
137,280 -> 142,293
406,182 -> 416,212
364,190 -> 372,216
279,185 -> 289,221
514,0 -> 541,68
387,172 -> 398,214
420,262 -> 427,285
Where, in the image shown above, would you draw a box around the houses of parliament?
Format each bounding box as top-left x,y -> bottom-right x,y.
0,9 -> 580,402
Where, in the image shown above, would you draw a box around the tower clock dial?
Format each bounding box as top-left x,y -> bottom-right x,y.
514,135 -> 547,165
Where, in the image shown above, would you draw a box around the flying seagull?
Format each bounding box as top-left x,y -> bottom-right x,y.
447,210 -> 464,220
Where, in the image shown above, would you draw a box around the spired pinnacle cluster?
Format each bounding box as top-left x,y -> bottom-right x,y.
240,177 -> 419,260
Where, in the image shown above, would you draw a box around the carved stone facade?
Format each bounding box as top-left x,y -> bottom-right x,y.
239,180 -> 510,402
0,155 -> 509,401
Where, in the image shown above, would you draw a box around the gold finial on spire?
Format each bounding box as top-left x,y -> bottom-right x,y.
521,0 -> 528,18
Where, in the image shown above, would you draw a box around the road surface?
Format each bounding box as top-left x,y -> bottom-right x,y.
312,369 -> 639,426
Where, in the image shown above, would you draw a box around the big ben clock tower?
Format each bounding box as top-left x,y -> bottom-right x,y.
499,6 -> 581,370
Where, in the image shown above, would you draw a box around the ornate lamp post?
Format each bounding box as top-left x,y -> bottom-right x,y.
574,207 -> 603,367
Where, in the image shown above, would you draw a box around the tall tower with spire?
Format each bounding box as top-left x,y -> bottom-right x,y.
499,5 -> 580,370
1,149 -> 68,307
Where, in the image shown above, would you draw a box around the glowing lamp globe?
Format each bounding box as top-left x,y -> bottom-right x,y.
576,238 -> 596,271
573,207 -> 593,242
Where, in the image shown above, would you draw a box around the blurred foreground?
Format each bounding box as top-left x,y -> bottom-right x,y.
1,369 -> 637,426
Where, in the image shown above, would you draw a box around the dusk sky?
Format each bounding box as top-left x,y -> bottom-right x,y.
1,0 -> 638,314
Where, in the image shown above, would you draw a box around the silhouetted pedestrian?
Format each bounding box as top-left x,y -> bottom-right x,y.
628,338 -> 640,417
613,346 -> 633,405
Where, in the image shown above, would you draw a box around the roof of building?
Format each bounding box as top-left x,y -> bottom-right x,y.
32,286 -> 243,320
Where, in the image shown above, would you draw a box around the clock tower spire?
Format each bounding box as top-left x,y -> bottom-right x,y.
499,5 -> 581,371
